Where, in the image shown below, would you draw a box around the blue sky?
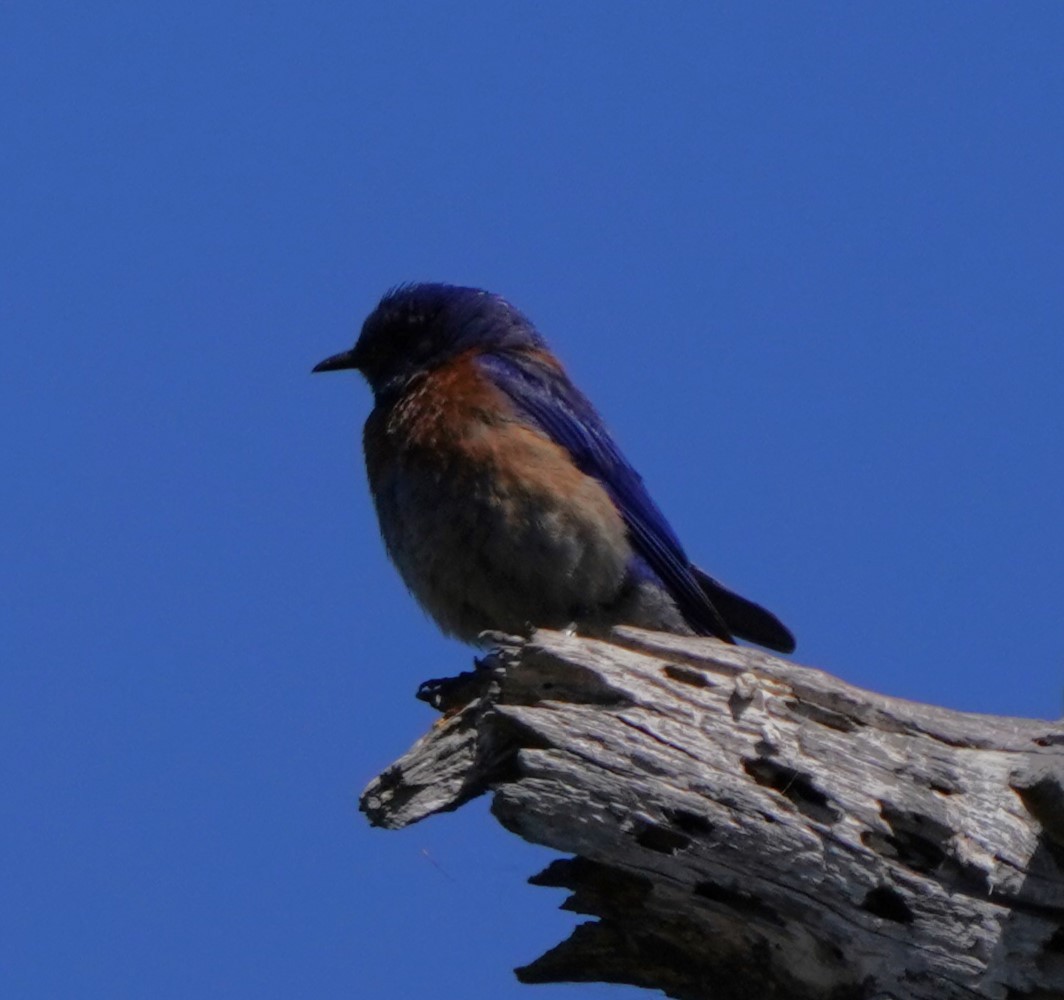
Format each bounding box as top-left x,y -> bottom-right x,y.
4,4 -> 1063,998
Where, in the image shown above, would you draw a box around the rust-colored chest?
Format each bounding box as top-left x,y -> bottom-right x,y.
363,351 -> 511,478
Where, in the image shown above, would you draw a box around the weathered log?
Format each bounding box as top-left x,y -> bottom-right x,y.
360,628 -> 1064,999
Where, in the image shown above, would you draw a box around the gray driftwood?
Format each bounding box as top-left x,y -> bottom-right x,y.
360,628 -> 1064,999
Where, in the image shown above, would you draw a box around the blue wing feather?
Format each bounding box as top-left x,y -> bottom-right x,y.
476,351 -> 733,640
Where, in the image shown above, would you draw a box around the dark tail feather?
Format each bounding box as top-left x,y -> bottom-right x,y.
692,567 -> 796,654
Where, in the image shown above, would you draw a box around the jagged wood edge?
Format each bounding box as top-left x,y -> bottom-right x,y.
360,628 -> 1064,1000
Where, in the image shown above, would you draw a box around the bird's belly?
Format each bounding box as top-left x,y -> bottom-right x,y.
368,430 -> 632,641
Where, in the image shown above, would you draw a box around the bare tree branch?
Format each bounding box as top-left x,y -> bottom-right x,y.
360,628 -> 1064,1000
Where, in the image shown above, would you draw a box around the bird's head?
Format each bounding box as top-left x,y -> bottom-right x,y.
313,283 -> 544,398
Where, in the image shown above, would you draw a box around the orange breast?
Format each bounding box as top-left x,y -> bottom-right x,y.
360,350 -> 633,640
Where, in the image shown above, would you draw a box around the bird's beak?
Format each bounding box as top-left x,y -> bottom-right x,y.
312,346 -> 362,373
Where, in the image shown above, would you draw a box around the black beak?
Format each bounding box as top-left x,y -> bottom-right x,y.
312,346 -> 361,373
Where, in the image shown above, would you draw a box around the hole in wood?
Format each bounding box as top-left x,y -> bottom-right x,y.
635,822 -> 691,855
1012,772 -> 1064,847
861,830 -> 898,858
878,805 -> 949,874
743,758 -> 842,824
663,808 -> 715,837
862,886 -> 915,924
663,664 -> 712,688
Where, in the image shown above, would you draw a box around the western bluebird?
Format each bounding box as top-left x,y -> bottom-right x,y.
313,283 -> 795,653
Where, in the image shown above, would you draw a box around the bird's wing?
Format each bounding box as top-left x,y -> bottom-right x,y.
476,351 -> 734,642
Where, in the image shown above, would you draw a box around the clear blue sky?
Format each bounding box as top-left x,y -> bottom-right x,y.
4,4 -> 1063,998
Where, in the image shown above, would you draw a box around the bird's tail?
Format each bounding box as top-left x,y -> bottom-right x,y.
692,567 -> 796,654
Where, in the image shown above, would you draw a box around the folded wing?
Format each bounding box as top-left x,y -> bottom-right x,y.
477,351 -> 794,653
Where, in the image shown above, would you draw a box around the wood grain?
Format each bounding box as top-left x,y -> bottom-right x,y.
361,628 -> 1064,999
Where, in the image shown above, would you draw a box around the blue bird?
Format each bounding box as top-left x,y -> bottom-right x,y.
313,283 -> 795,653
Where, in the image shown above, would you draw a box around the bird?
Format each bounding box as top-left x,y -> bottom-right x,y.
313,283 -> 795,654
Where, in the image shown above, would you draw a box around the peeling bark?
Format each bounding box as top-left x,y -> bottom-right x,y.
360,628 -> 1064,1000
